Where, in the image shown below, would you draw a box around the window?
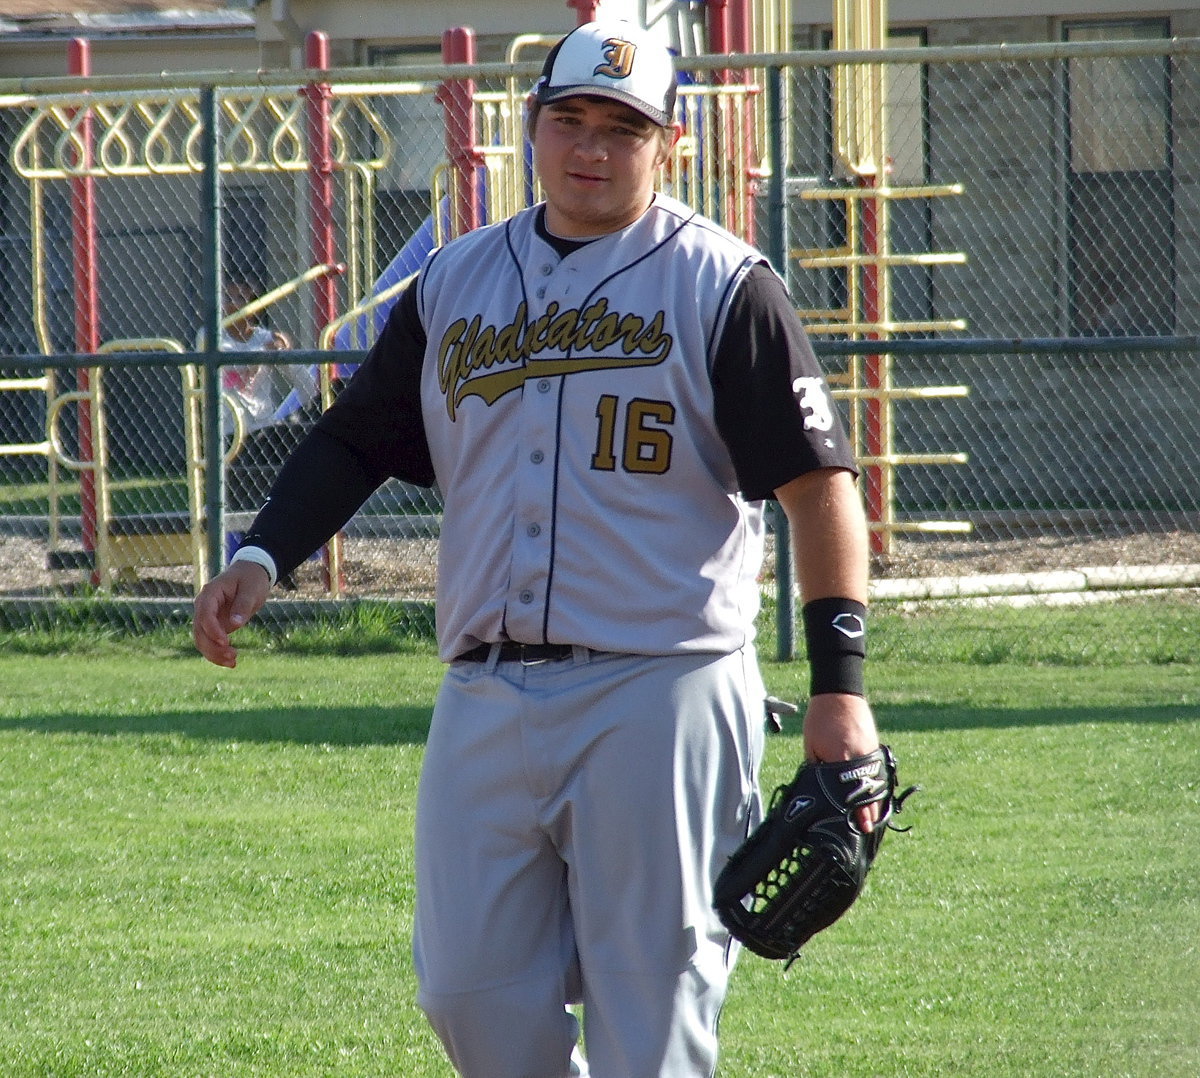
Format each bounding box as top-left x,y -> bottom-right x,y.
1064,20 -> 1173,336
885,30 -> 927,188
1067,22 -> 1169,174
223,187 -> 269,292
368,46 -> 446,192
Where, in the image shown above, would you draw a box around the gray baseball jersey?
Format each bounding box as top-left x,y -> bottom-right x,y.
420,193 -> 852,659
422,192 -> 768,658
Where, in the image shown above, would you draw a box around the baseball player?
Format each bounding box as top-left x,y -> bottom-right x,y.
193,19 -> 880,1077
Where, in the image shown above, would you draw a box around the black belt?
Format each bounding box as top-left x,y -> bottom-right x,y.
455,642 -> 578,664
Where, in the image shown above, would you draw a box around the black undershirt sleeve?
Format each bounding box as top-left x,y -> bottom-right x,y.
313,282 -> 433,484
239,429 -> 387,580
238,281 -> 434,579
712,263 -> 857,501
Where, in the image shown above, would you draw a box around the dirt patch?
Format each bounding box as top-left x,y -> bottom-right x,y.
870,530 -> 1200,580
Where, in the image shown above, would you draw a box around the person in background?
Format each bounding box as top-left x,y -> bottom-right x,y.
197,279 -> 317,509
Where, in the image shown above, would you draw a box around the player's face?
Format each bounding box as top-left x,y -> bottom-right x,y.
532,97 -> 680,238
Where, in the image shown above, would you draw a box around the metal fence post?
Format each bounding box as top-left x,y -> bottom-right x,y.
67,38 -> 100,580
766,63 -> 796,662
199,86 -> 225,583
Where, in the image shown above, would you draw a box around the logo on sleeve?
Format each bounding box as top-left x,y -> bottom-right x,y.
791,376 -> 834,432
832,613 -> 865,639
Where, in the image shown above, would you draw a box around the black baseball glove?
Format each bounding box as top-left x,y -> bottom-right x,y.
713,745 -> 917,965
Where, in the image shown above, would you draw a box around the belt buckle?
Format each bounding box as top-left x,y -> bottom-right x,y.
519,645 -> 549,667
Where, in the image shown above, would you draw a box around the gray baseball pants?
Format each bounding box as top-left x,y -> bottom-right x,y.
413,646 -> 766,1077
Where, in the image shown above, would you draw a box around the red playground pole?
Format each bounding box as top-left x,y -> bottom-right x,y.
303,31 -> 338,344
859,173 -> 886,555
302,30 -> 343,592
707,0 -> 754,240
439,28 -> 481,239
729,0 -> 756,244
729,0 -> 752,54
566,0 -> 600,23
708,0 -> 730,58
68,37 -> 100,569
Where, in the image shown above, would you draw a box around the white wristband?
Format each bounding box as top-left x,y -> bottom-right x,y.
229,545 -> 278,587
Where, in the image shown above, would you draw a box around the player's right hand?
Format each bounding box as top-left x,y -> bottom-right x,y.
192,561 -> 272,668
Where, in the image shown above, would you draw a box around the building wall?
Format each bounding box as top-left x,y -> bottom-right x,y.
0,34 -> 260,78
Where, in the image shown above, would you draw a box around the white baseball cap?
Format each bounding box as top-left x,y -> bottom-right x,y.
534,20 -> 678,127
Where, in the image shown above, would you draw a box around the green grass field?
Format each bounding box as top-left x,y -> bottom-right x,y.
0,603 -> 1197,1077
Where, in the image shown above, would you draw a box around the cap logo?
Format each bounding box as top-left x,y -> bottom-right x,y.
594,37 -> 637,80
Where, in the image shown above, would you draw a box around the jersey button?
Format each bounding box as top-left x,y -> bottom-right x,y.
540,264 -> 553,276
530,449 -> 544,464
537,379 -> 551,393
518,589 -> 535,604
526,523 -> 541,537
535,286 -> 547,299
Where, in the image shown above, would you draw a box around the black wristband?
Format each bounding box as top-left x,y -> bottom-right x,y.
802,597 -> 867,697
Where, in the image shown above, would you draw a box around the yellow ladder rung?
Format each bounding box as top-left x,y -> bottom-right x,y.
791,246 -> 853,261
799,252 -> 967,269
867,520 -> 974,534
833,385 -> 969,401
800,183 -> 965,201
0,376 -> 51,391
804,319 -> 968,335
858,452 -> 969,467
0,441 -> 51,457
795,307 -> 853,322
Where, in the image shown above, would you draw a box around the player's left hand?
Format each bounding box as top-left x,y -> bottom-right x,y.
803,692 -> 881,832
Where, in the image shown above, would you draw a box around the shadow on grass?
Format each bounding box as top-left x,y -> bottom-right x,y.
868,702 -> 1197,733
1,702 -> 1194,748
0,705 -> 435,746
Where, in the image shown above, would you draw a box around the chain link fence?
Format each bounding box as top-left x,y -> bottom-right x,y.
781,38 -> 1200,613
1,39 -> 1198,647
